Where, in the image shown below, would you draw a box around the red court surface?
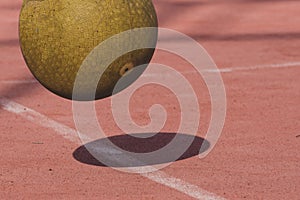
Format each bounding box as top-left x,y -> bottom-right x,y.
1,0 -> 299,199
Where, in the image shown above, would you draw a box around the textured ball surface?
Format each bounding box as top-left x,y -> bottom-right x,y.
19,0 -> 158,100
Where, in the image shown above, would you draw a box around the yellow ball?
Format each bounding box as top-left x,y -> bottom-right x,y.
19,0 -> 158,100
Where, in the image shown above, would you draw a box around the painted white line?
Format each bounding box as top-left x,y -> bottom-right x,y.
206,61 -> 300,73
141,61 -> 300,77
143,171 -> 225,200
0,97 -> 225,200
0,98 -> 80,143
1,61 -> 299,85
0,97 -> 121,154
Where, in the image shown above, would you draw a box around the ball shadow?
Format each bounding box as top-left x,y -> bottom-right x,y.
73,132 -> 210,168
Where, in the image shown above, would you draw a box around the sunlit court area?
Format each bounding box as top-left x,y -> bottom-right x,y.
0,0 -> 299,199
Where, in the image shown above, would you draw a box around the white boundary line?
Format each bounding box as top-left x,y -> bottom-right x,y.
204,61 -> 300,73
0,97 -> 225,200
141,61 -> 300,77
0,98 -> 80,143
1,62 -> 299,84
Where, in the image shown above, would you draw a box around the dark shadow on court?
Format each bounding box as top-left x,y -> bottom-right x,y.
0,39 -> 19,47
73,132 -> 210,167
0,3 -> 22,11
0,38 -> 40,105
0,78 -> 40,112
0,39 -> 39,101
